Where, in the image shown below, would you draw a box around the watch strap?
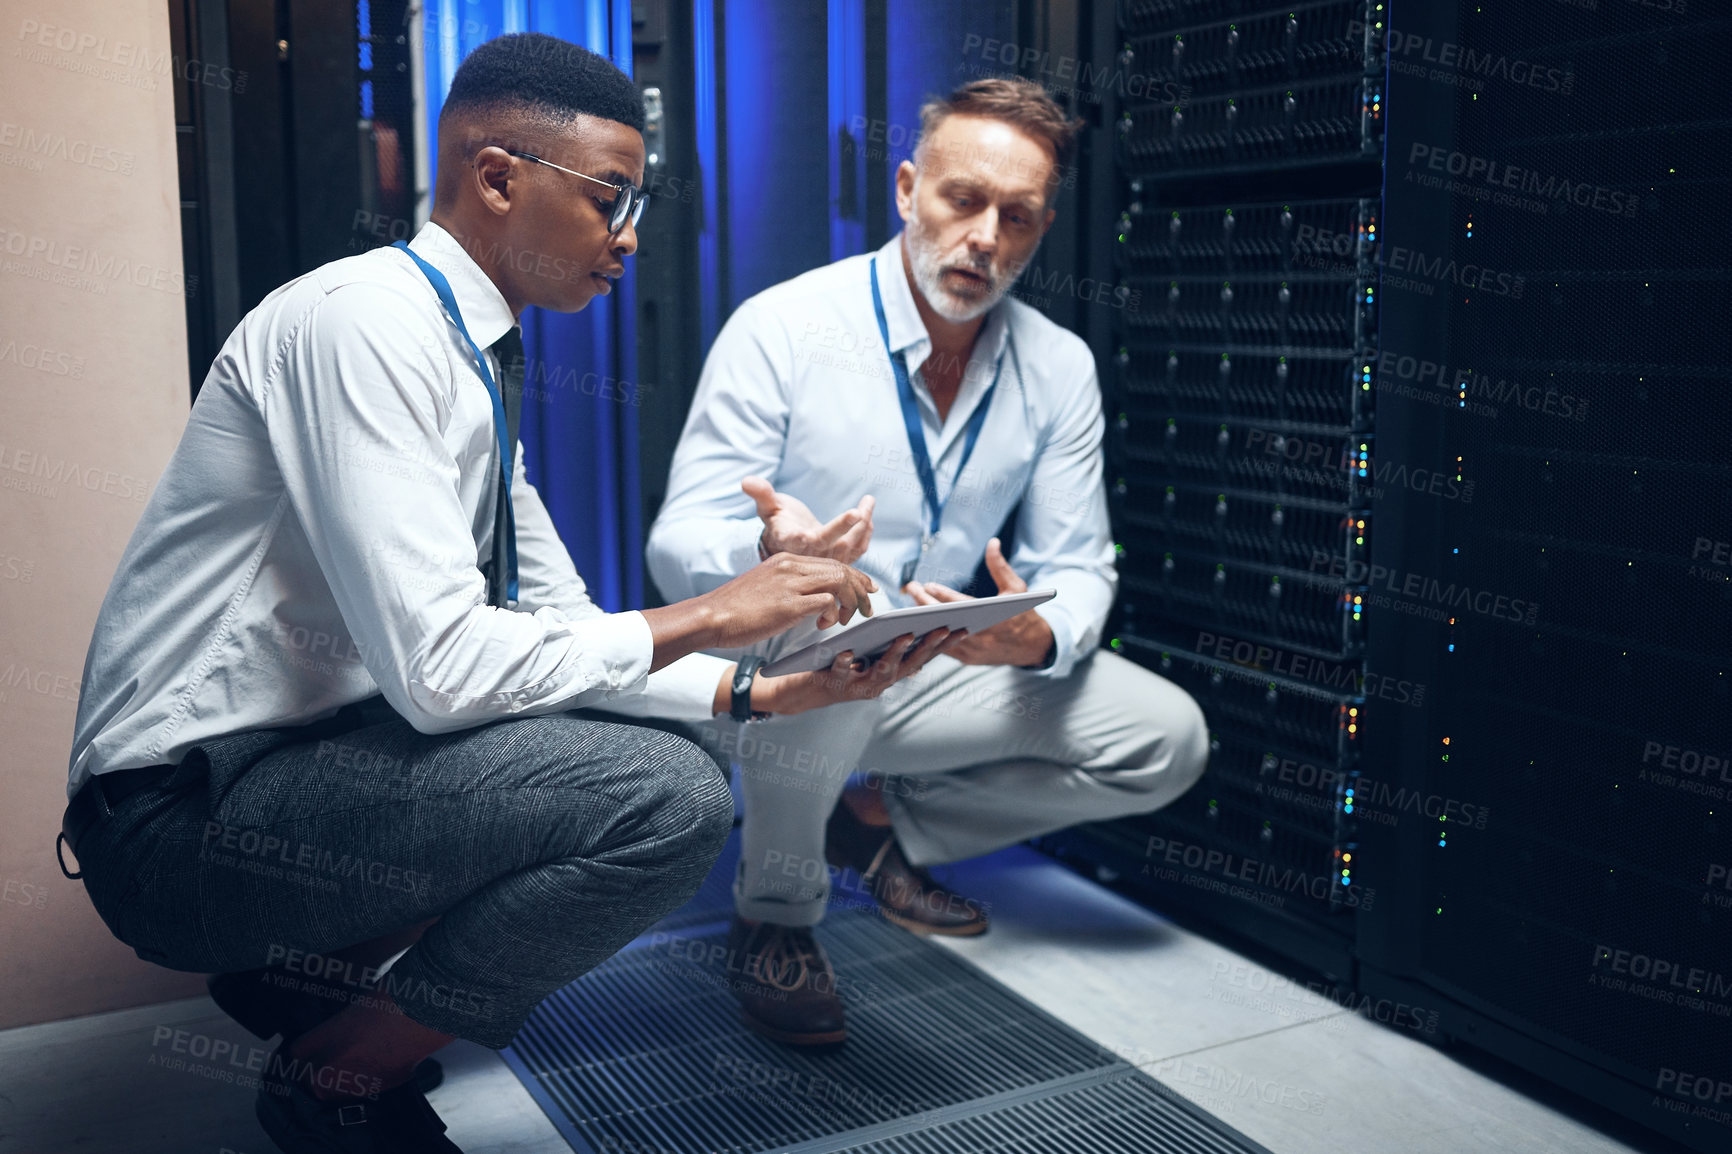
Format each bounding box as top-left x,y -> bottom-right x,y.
731,655 -> 766,723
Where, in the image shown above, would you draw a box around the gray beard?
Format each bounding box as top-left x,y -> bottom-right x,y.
904,210 -> 1026,323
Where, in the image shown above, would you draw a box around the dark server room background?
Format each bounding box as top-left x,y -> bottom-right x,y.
31,0 -> 1732,1151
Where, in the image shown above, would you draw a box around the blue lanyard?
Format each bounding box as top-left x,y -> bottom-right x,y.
869,257 -> 1008,581
393,240 -> 517,602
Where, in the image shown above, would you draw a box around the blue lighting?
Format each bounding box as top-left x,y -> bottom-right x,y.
726,1 -> 830,305
828,0 -> 866,260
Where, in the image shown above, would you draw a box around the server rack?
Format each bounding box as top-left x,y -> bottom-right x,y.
1044,0 -> 1386,982
173,0 -> 416,398
1355,4 -> 1732,1151
1035,2 -> 1730,1148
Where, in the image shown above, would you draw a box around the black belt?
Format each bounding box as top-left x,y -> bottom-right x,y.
58,763 -> 175,878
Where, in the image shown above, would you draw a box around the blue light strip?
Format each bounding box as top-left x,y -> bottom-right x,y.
827,0 -> 865,261
693,0 -> 720,351
358,0 -> 373,70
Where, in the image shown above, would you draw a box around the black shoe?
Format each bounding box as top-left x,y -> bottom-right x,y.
255,1042 -> 462,1153
724,916 -> 847,1046
211,969 -> 443,1093
208,969 -> 339,1041
825,788 -> 990,936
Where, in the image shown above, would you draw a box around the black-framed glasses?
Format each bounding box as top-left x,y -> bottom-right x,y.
504,149 -> 648,233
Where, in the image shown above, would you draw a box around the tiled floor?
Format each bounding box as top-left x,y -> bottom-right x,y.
0,846 -> 1662,1154
923,847 -> 1665,1154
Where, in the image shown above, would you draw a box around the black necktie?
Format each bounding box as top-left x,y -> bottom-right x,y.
484,327 -> 525,608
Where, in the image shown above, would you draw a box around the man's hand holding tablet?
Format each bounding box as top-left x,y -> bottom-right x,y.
704,481 -> 1055,709
753,628 -> 966,714
902,537 -> 1058,668
645,552 -> 878,682
761,586 -> 1053,677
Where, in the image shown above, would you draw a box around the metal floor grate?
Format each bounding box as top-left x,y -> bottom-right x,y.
806,1068 -> 1271,1154
502,842 -> 1272,1154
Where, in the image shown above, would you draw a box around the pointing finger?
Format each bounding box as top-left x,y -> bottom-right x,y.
847,567 -> 877,614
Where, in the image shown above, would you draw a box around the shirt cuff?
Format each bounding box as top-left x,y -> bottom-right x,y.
591,652 -> 735,722
1026,606 -> 1079,680
649,652 -> 736,720
731,518 -> 768,573
563,606 -> 656,700
405,607 -> 655,725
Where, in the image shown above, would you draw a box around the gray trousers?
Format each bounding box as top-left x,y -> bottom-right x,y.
692,597 -> 1210,926
69,706 -> 734,1048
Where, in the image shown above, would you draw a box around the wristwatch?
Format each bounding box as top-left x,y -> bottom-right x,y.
756,529 -> 771,562
730,656 -> 771,723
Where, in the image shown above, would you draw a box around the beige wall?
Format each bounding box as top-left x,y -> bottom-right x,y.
0,1 -> 205,1028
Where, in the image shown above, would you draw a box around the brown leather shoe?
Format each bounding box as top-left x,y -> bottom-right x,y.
724,916 -> 847,1046
825,787 -> 990,936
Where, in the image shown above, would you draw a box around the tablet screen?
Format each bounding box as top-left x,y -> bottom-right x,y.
761,589 -> 1056,677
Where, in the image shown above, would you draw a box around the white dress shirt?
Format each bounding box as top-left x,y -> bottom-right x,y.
68,223 -> 730,796
647,233 -> 1116,681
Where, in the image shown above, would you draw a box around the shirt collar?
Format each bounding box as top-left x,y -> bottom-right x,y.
406,221 -> 519,349
872,233 -> 1011,377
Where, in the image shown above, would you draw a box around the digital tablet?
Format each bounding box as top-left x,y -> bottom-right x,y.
761,589 -> 1056,677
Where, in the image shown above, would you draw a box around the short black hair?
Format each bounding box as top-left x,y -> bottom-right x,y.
441,33 -> 644,132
